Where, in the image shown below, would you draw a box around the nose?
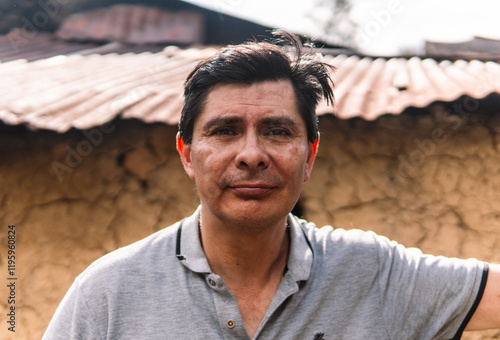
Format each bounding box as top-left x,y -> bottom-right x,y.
235,133 -> 270,170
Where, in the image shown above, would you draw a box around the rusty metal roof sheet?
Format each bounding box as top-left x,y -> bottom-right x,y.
316,54 -> 500,120
56,5 -> 205,45
426,36 -> 500,60
0,30 -> 102,62
0,45 -> 217,132
0,29 -> 169,63
2,44 -> 500,132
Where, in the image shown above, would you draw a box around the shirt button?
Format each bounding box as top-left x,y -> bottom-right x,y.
226,319 -> 235,329
208,278 -> 216,286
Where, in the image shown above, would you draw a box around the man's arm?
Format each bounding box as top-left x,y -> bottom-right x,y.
465,263 -> 500,331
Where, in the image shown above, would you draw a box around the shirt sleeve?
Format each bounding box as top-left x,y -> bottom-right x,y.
373,234 -> 487,340
42,277 -> 103,340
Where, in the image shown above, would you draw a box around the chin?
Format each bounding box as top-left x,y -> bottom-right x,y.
222,201 -> 290,229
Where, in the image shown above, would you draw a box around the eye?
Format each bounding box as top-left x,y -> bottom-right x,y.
212,128 -> 236,136
265,128 -> 291,136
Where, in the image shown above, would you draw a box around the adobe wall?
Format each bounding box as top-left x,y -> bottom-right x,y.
0,120 -> 200,340
1,105 -> 499,339
305,103 -> 500,266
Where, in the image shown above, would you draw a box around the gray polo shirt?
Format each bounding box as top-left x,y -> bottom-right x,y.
43,207 -> 487,339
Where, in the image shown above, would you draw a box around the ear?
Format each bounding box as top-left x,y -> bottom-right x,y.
304,134 -> 319,182
176,133 -> 195,179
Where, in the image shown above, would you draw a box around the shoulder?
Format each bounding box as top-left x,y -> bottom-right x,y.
293,216 -> 445,273
43,221 -> 185,339
295,216 -> 484,277
296,217 -> 392,256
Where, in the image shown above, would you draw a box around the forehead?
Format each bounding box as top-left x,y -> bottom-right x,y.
196,80 -> 301,127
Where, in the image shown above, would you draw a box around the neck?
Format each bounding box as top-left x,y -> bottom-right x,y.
199,208 -> 290,285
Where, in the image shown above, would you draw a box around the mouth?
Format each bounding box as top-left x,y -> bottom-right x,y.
229,183 -> 276,196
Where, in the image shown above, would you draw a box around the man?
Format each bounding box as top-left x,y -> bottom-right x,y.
44,32 -> 499,339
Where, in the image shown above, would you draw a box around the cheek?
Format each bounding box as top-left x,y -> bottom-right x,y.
275,145 -> 309,175
191,146 -> 231,179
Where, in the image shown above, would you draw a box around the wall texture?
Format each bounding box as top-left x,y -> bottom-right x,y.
0,119 -> 199,339
1,104 -> 500,339
306,104 -> 500,265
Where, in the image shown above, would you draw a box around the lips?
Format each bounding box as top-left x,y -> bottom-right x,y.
229,182 -> 276,196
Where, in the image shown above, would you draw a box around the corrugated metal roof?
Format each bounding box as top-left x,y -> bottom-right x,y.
2,43 -> 500,132
426,36 -> 500,60
56,5 -> 205,45
316,54 -> 500,120
0,45 -> 217,132
0,30 -> 101,62
0,29 -> 169,63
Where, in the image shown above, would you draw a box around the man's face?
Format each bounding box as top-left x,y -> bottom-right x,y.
178,80 -> 317,231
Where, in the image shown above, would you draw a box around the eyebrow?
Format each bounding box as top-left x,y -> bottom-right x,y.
260,117 -> 298,128
204,116 -> 298,129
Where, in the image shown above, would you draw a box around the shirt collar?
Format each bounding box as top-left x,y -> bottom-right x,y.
286,214 -> 314,281
178,206 -> 212,273
177,206 -> 313,281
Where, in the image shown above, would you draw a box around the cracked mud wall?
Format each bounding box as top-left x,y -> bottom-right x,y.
304,104 -> 500,267
1,105 -> 500,339
0,119 -> 200,340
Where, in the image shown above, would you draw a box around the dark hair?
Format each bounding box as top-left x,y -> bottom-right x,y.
179,30 -> 335,144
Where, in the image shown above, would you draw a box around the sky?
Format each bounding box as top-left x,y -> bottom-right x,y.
184,0 -> 500,55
